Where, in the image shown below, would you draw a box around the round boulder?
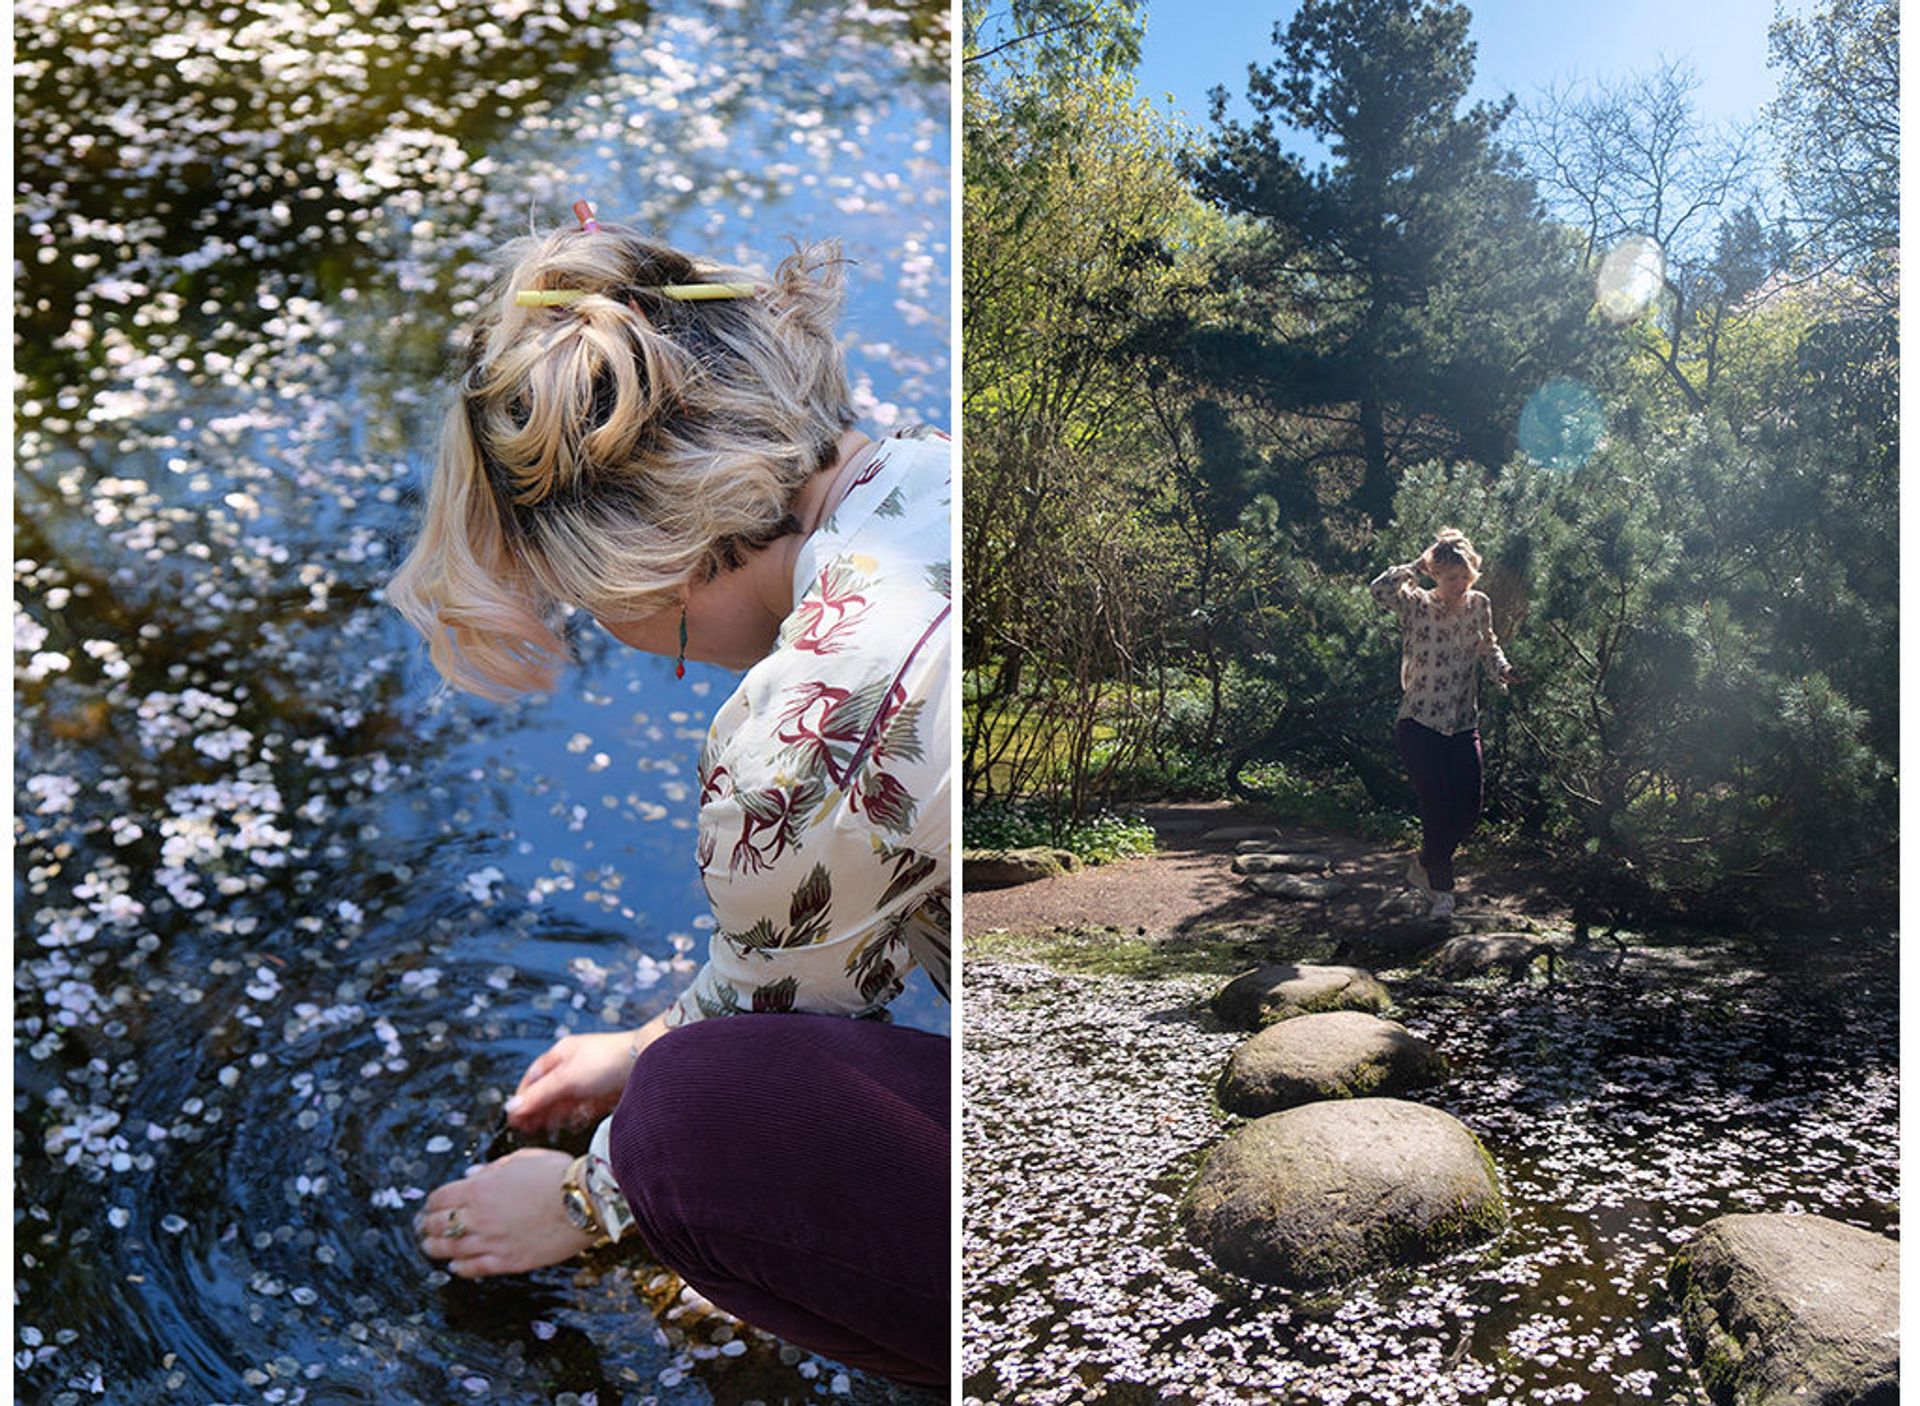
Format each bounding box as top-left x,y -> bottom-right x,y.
1183,1098 -> 1505,1287
1211,963 -> 1391,1029
1218,1011 -> 1447,1116
1231,852 -> 1334,875
961,847 -> 1082,891
1429,933 -> 1558,979
1668,1213 -> 1897,1406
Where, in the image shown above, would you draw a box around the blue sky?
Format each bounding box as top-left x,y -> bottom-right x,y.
1137,0 -> 1797,144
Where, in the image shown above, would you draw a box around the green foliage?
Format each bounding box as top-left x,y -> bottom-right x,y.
963,33 -> 1231,816
961,0 -> 1895,917
965,799 -> 1157,866
1187,0 -> 1604,523
1386,425 -> 1894,896
963,0 -> 1141,78
1767,0 -> 1898,297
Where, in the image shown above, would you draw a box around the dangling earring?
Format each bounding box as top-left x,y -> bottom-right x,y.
675,606 -> 688,680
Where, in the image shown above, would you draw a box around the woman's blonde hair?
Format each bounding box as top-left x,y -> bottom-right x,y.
1421,527 -> 1482,583
389,224 -> 853,699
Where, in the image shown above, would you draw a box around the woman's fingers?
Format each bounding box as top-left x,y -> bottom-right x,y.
413,1148 -> 588,1279
415,1201 -> 478,1258
507,1058 -> 574,1125
514,1044 -> 567,1095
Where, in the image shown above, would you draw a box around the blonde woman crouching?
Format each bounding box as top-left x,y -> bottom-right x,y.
1370,528 -> 1517,921
389,215 -> 951,1387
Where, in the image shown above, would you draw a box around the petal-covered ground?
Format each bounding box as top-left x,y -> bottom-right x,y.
16,1 -> 948,1401
963,928 -> 1896,1404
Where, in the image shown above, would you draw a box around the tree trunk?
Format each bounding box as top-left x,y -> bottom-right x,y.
1358,393 -> 1392,524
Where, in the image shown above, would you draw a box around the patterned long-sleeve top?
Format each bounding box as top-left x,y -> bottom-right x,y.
1370,563 -> 1510,736
668,425 -> 952,1024
584,428 -> 952,1236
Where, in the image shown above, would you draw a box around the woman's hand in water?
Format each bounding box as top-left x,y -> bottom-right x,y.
505,1014 -> 668,1134
415,1148 -> 594,1277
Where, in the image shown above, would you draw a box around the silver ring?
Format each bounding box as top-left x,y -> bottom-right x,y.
443,1208 -> 468,1241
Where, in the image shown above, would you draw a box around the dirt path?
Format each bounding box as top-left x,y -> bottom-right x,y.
964,801 -> 1568,955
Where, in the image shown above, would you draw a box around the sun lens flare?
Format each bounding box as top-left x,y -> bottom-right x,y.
1518,377 -> 1606,469
1594,234 -> 1666,324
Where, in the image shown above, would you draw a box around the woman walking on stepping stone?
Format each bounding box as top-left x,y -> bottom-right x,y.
1370,529 -> 1517,919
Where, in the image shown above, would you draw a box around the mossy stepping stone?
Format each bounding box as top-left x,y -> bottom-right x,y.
1201,825 -> 1284,842
1429,933 -> 1560,979
962,847 -> 1081,891
1218,1011 -> 1446,1116
1211,963 -> 1391,1029
1668,1213 -> 1897,1406
1183,1097 -> 1506,1287
1230,852 -> 1333,875
1245,873 -> 1348,901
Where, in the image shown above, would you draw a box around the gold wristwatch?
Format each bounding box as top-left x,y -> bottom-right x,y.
560,1155 -> 614,1248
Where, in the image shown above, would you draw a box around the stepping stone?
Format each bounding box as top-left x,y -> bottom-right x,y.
1244,873 -> 1348,901
1218,1011 -> 1446,1116
1668,1213 -> 1897,1406
1211,963 -> 1391,1029
961,847 -> 1081,891
1429,933 -> 1560,979
1201,825 -> 1283,842
1230,852 -> 1333,875
1183,1097 -> 1505,1288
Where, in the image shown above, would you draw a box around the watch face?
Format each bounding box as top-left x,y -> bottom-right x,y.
562,1186 -> 595,1233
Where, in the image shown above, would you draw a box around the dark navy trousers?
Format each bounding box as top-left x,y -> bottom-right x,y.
1396,718 -> 1483,892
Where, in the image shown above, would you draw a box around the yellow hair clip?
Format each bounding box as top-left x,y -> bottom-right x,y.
514,283 -> 756,308
657,282 -> 757,301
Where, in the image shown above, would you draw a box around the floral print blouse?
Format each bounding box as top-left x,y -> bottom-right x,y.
585,427 -> 952,1237
1370,563 -> 1510,736
672,425 -> 952,1024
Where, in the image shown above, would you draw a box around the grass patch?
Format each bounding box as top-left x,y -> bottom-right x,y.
967,924 -> 1332,981
964,799 -> 1157,866
1235,761 -> 1417,844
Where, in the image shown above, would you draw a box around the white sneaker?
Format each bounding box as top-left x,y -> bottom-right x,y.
1404,855 -> 1432,895
1428,891 -> 1456,920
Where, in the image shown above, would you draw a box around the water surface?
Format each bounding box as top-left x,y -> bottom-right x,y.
962,931 -> 1896,1404
15,1 -> 949,1400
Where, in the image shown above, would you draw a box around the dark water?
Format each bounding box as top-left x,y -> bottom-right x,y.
14,2 -> 949,1401
962,929 -> 1896,1404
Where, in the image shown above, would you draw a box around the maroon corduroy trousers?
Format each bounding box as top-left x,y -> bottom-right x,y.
606,1013 -> 949,1387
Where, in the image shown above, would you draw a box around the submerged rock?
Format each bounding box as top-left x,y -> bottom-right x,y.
1230,851 -> 1333,875
1183,1098 -> 1506,1287
962,847 -> 1082,891
1218,1011 -> 1446,1116
1211,964 -> 1391,1029
1668,1213 -> 1897,1406
1244,873 -> 1349,901
1429,933 -> 1560,979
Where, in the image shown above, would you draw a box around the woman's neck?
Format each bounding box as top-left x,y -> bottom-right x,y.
692,428 -> 876,668
789,428 -> 876,535
594,429 -> 878,671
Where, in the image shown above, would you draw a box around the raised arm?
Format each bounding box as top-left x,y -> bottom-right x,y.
1369,561 -> 1419,619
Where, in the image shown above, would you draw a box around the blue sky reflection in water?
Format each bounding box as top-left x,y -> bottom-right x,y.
14,0 -> 948,1401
